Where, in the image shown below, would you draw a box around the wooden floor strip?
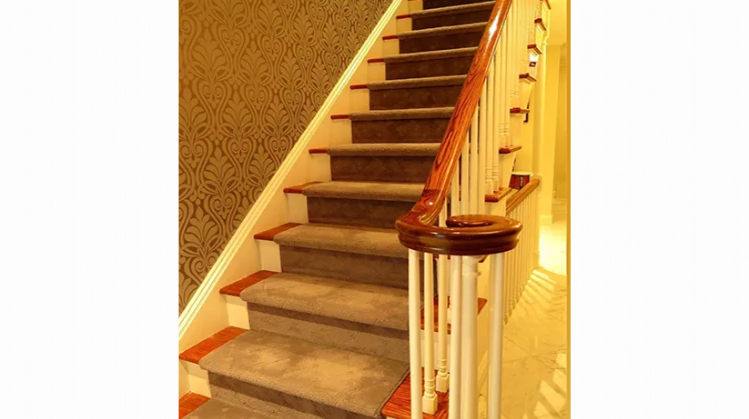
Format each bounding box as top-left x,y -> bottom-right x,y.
382,369 -> 449,419
179,392 -> 210,419
219,270 -> 279,297
179,327 -> 247,364
253,222 -> 302,241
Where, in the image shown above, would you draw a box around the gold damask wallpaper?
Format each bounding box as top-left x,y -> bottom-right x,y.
179,0 -> 390,313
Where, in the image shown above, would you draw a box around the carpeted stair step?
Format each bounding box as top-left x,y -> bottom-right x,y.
367,75 -> 466,110
410,1 -> 496,30
273,223 -> 410,288
424,0 -> 491,9
183,398 -> 275,419
327,143 -> 440,183
396,22 -> 486,54
380,47 -> 477,80
350,107 -> 453,144
241,273 -> 409,362
199,329 -> 409,419
303,181 -> 422,229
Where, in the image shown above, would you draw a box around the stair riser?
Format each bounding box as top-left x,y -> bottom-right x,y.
247,304 -> 409,363
280,246 -> 409,289
331,155 -> 435,183
386,56 -> 474,80
370,85 -> 462,110
208,373 -> 372,419
424,0 -> 489,9
412,9 -> 493,30
352,119 -> 449,143
399,30 -> 483,54
307,197 -> 414,229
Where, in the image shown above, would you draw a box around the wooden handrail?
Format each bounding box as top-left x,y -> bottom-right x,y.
506,179 -> 540,213
395,0 -> 521,256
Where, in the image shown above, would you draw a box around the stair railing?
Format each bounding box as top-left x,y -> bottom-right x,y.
395,0 -> 546,417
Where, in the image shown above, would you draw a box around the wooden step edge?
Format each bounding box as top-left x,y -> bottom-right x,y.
420,296 -> 487,335
253,222 -> 302,241
510,108 -> 530,114
534,18 -> 547,32
499,144 -> 522,154
484,186 -> 514,203
283,181 -> 323,194
367,57 -> 385,63
382,368 -> 450,419
396,13 -> 411,19
350,83 -> 369,90
219,270 -> 279,297
179,393 -> 210,419
519,73 -> 537,82
383,34 -> 399,40
178,326 -> 248,364
330,114 -> 350,120
308,148 -> 328,154
528,44 -> 542,55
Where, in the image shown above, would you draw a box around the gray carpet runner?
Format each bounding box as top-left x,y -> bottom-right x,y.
188,1 -> 493,417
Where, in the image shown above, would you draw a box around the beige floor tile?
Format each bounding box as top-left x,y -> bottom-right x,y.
499,356 -> 569,419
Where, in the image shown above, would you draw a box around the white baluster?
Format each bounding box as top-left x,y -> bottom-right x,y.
423,252 -> 437,414
469,111 -> 479,213
437,207 -> 449,393
479,82 -> 488,214
487,252 -> 505,419
408,249 -> 423,419
461,133 -> 469,215
448,254 -> 463,419
460,255 -> 481,419
487,59 -> 496,194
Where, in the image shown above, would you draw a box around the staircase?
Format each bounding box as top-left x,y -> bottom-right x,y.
180,0 -> 548,417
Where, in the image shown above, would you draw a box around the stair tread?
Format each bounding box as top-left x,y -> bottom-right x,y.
326,143 -> 441,156
273,223 -> 407,259
411,0 -> 495,18
184,399 -> 275,419
382,46 -> 477,63
397,21 -> 486,39
349,107 -> 453,121
241,272 -> 409,331
368,74 -> 465,90
302,181 -> 423,202
198,330 -> 409,418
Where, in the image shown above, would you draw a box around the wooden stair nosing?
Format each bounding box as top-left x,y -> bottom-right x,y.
534,17 -> 547,32
484,186 -> 514,203
519,73 -> 537,82
253,222 -> 302,241
528,44 -> 542,55
179,393 -> 211,419
179,326 -> 247,364
499,144 -> 522,154
283,181 -> 323,194
219,270 -> 279,297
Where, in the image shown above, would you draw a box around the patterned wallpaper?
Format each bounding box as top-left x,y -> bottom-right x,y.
179,0 -> 390,313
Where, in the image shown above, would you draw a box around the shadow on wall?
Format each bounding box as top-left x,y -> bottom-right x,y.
178,0 -> 390,313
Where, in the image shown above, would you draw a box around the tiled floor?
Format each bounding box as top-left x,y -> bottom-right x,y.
501,200 -> 569,419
